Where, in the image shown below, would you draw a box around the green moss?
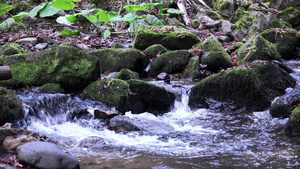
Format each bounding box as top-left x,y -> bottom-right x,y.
0,44 -> 23,56
278,7 -> 300,16
233,42 -> 244,47
183,56 -> 199,79
41,83 -> 65,93
144,44 -> 168,59
115,69 -> 139,80
217,1 -> 231,10
0,87 -> 24,125
151,50 -> 190,76
83,79 -> 130,107
11,2 -> 30,15
112,43 -> 124,49
192,19 -> 200,28
290,107 -> 300,122
204,11 -> 223,20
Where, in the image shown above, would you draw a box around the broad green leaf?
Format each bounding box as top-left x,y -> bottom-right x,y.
52,0 -> 79,10
122,13 -> 140,22
96,10 -> 110,22
66,14 -> 84,23
59,30 -> 80,37
29,2 -> 47,18
89,16 -> 101,27
103,30 -> 111,38
142,3 -> 160,9
13,12 -> 29,20
39,2 -> 61,18
167,8 -> 184,14
88,15 -> 96,22
0,3 -> 14,17
0,18 -> 15,29
124,5 -> 146,13
147,15 -> 164,26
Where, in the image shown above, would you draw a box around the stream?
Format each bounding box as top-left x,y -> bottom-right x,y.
9,60 -> 300,168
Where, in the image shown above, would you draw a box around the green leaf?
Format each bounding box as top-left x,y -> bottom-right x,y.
124,5 -> 147,13
66,13 -> 84,23
0,18 -> 15,29
142,3 -> 159,9
96,10 -> 110,22
52,0 -> 79,10
167,8 -> 184,14
29,2 -> 47,18
147,15 -> 164,26
0,3 -> 15,17
39,2 -> 61,18
59,30 -> 80,37
13,12 -> 29,20
103,30 -> 111,38
122,13 -> 140,22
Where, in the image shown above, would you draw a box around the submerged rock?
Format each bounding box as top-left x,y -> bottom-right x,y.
0,87 -> 24,126
17,141 -> 80,169
189,61 -> 296,111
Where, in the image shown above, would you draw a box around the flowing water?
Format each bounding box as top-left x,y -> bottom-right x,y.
10,60 -> 300,168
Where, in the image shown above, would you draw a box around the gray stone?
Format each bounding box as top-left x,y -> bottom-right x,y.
78,136 -> 106,149
17,142 -> 80,169
18,37 -> 38,44
35,43 -> 48,50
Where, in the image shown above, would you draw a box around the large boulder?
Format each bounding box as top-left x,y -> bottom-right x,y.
277,7 -> 300,30
124,79 -> 175,114
133,26 -> 199,50
150,50 -> 190,76
144,44 -> 168,59
183,56 -> 200,80
237,33 -> 281,64
189,61 -> 296,111
284,106 -> 300,136
196,36 -> 234,72
17,141 -> 80,169
262,0 -> 300,11
0,42 -> 100,92
0,87 -> 24,126
83,78 -> 130,108
88,48 -> 148,74
261,28 -> 300,59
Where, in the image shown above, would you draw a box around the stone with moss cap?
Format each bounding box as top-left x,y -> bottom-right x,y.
133,26 -> 199,50
150,50 -> 190,76
196,36 -> 233,72
144,44 -> 168,59
0,44 -> 23,56
0,87 -> 24,126
115,69 -> 139,81
83,78 -> 130,108
237,33 -> 281,65
0,42 -> 100,92
126,79 -> 175,114
277,7 -> 300,28
88,48 -> 148,74
41,83 -> 65,94
189,61 -> 296,111
261,28 -> 300,59
284,106 -> 300,136
183,56 -> 200,80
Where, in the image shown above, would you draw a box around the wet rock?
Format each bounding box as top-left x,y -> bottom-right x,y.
115,69 -> 139,81
116,93 -> 146,114
195,36 -> 233,72
133,26 -> 199,50
0,87 -> 24,126
83,78 -> 130,108
41,83 -> 65,93
261,28 -> 300,59
144,44 -> 168,59
183,56 -> 200,80
150,50 -> 190,76
126,79 -> 175,114
89,48 -> 148,74
109,114 -> 175,134
284,106 -> 300,136
3,135 -> 38,150
78,136 -> 106,148
17,141 -> 80,169
94,110 -> 118,120
189,61 -> 296,111
0,129 -> 35,147
237,33 -> 281,64
157,72 -> 169,80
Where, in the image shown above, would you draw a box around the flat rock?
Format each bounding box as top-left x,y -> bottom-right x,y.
18,37 -> 38,44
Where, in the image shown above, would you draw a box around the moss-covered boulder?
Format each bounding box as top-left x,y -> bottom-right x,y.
133,26 -> 199,50
0,87 -> 24,126
111,43 -> 123,49
183,56 -> 200,80
284,106 -> 300,136
0,44 -> 27,66
269,86 -> 300,118
277,7 -> 300,28
41,83 -> 65,94
197,36 -> 234,72
115,69 -> 139,80
88,48 -> 148,74
237,33 -> 281,64
150,50 -> 190,76
144,44 -> 168,59
125,79 -> 175,114
261,28 -> 300,59
0,44 -> 23,56
0,42 -> 100,92
215,0 -> 235,17
83,79 -> 130,108
189,61 -> 296,111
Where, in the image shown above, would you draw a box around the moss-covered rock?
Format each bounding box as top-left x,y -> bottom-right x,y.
41,83 -> 65,94
261,28 -> 300,59
183,56 -> 200,80
204,11 -> 224,20
237,33 -> 281,64
83,78 -> 130,108
133,26 -> 199,50
126,79 -> 175,114
216,0 -> 235,17
189,61 -> 296,111
0,42 -> 100,92
88,48 -> 148,74
0,44 -> 23,56
0,87 -> 24,126
192,19 -> 200,28
150,50 -> 190,76
115,69 -> 139,80
144,44 -> 168,59
11,2 -> 30,15
277,7 -> 300,28
111,43 -> 124,49
284,106 -> 300,136
198,36 -> 234,72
